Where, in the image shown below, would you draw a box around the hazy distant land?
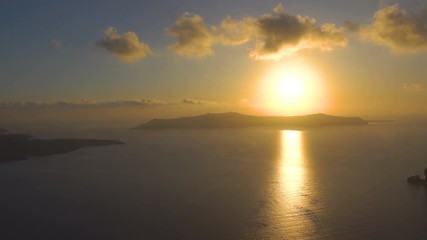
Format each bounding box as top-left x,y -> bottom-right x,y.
0,130 -> 124,162
133,112 -> 368,130
0,128 -> 7,133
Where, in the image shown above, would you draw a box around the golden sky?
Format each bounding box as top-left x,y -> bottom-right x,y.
1,0 -> 427,119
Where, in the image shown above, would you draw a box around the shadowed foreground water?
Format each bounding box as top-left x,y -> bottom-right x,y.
0,123 -> 427,239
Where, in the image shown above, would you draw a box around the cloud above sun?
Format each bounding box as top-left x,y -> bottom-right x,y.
96,3 -> 427,62
346,4 -> 427,53
166,14 -> 215,58
166,4 -> 348,60
248,4 -> 347,59
96,27 -> 152,62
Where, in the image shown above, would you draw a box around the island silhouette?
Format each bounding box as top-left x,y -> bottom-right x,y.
133,112 -> 368,130
0,130 -> 124,162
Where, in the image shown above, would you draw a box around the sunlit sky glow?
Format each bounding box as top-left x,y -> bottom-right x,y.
257,60 -> 328,115
1,0 -> 427,119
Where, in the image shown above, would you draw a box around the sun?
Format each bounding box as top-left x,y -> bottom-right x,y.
257,60 -> 328,116
277,74 -> 304,101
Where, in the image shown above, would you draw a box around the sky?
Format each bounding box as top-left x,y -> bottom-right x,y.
1,0 -> 427,122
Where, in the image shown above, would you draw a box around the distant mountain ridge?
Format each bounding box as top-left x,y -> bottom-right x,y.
133,112 -> 368,130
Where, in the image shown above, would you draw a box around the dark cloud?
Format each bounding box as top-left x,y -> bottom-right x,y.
96,27 -> 152,62
250,4 -> 347,59
346,5 -> 427,52
167,4 -> 347,60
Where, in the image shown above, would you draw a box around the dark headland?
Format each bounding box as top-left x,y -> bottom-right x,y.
0,130 -> 124,162
133,112 -> 368,130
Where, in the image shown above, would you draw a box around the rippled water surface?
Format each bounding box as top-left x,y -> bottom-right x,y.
1,123 -> 427,239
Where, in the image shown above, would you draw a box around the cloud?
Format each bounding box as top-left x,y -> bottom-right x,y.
0,98 -> 233,109
181,98 -> 201,104
167,4 -> 347,60
249,5 -> 348,59
180,98 -> 228,106
51,39 -> 63,49
96,27 -> 152,62
345,5 -> 427,52
212,16 -> 256,46
403,83 -> 424,91
379,0 -> 387,9
0,99 -> 172,109
166,14 -> 215,58
0,99 -> 268,118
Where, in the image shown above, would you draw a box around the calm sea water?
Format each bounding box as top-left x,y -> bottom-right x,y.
1,123 -> 427,239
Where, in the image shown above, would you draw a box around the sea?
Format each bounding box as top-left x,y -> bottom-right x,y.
1,121 -> 427,239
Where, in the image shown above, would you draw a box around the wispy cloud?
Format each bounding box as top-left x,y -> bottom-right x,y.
180,98 -> 229,106
0,98 -> 240,110
51,39 -> 63,49
211,16 -> 255,46
181,98 -> 203,105
345,4 -> 427,53
96,27 -> 152,62
167,4 -> 347,60
379,0 -> 387,9
403,83 -> 424,91
0,99 -> 172,109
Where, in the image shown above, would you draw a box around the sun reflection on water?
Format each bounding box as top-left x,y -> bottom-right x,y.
273,130 -> 316,238
280,130 -> 305,199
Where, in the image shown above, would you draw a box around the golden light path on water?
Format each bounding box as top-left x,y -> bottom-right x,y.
281,130 -> 305,198
273,130 -> 317,238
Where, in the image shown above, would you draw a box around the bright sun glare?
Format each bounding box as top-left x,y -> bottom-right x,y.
258,60 -> 327,116
278,74 -> 304,100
